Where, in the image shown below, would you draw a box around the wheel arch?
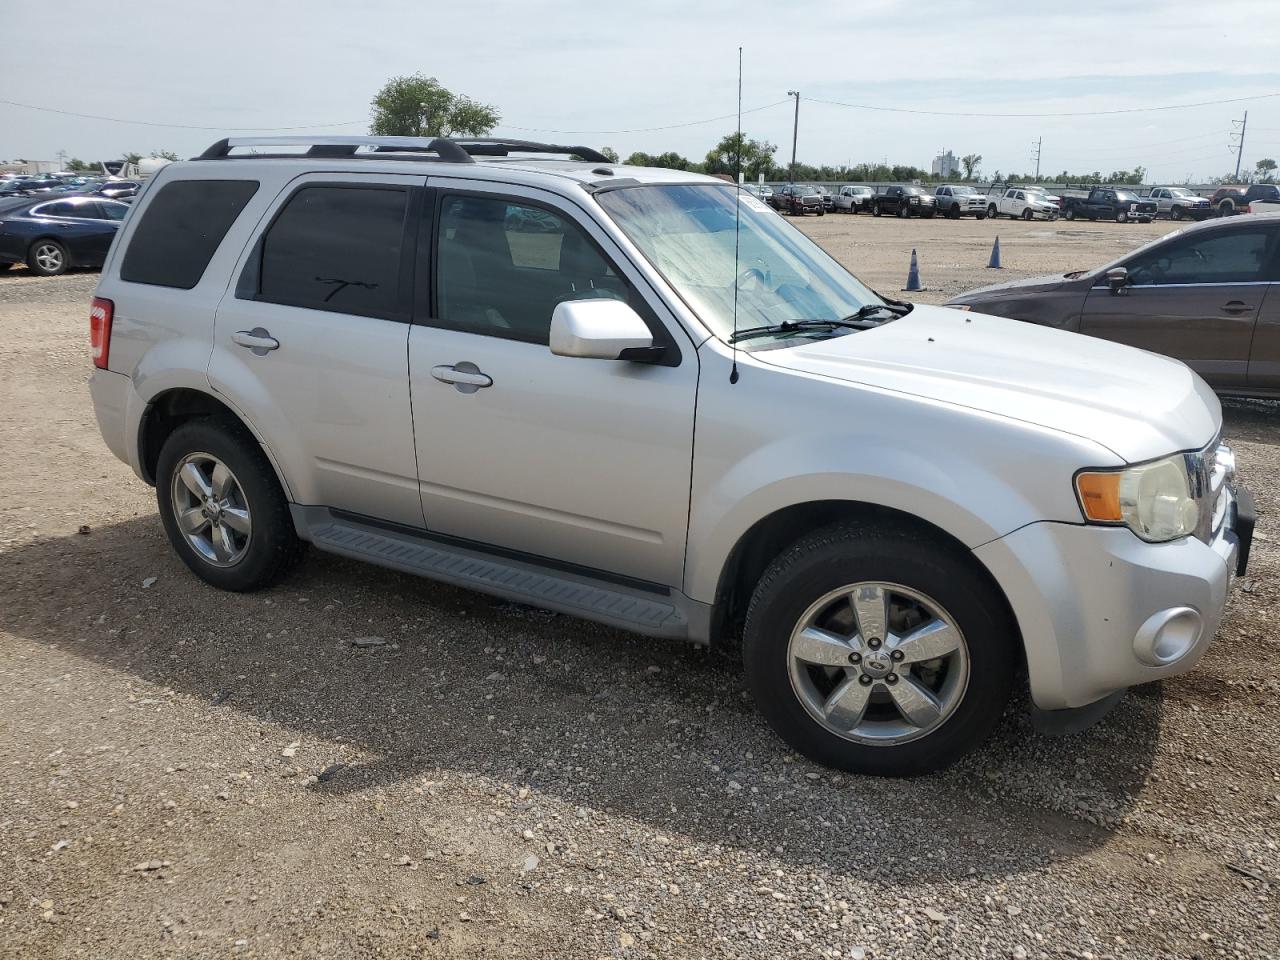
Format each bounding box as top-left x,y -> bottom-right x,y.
707,499 -> 1022,660
137,387 -> 293,500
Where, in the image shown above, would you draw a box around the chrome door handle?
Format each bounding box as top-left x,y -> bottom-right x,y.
1221,301 -> 1252,314
232,328 -> 280,354
431,362 -> 492,393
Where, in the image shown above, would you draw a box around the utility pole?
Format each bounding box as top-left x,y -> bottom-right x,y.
787,90 -> 800,183
1232,111 -> 1248,180
1031,136 -> 1042,180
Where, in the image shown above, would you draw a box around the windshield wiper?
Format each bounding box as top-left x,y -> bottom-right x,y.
728,309 -> 897,344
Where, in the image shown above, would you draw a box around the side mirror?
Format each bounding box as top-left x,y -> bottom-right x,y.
1106,266 -> 1130,295
549,298 -> 661,362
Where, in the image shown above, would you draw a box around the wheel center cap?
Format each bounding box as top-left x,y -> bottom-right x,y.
861,651 -> 893,679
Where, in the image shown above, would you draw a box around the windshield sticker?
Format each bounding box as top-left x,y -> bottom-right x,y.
739,194 -> 772,214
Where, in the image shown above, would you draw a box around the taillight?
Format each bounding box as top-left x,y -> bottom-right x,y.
90,297 -> 113,369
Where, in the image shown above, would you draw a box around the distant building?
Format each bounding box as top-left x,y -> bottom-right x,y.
931,150 -> 959,178
0,160 -> 61,176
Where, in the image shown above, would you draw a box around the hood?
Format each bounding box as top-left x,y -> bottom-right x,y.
946,273 -> 1078,302
756,304 -> 1219,463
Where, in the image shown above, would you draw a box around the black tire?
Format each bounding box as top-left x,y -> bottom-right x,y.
743,522 -> 1017,776
1219,200 -> 1235,217
872,203 -> 882,217
897,204 -> 910,219
1021,208 -> 1034,221
27,239 -> 69,276
975,211 -> 986,220
156,417 -> 306,592
986,205 -> 998,219
1064,208 -> 1075,221
0,262 -> 12,272
947,204 -> 961,219
817,208 -> 825,217
1170,206 -> 1184,221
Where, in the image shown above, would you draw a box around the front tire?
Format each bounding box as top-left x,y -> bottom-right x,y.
156,418 -> 306,592
986,204 -> 998,219
1021,208 -> 1034,221
27,239 -> 68,276
873,203 -> 882,217
1170,206 -> 1184,221
947,204 -> 961,220
742,523 -> 1017,776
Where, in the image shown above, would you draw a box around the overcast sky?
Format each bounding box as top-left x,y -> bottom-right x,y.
3,0 -> 1279,182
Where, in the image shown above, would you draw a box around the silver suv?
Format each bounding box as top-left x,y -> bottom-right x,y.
88,136 -> 1253,776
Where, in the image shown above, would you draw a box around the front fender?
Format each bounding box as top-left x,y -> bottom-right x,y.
683,346 -> 1120,603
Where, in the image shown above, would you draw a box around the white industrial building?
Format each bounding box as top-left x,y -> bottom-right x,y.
931,150 -> 959,178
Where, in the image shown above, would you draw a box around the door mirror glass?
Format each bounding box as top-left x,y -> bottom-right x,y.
1106,266 -> 1130,293
550,299 -> 656,361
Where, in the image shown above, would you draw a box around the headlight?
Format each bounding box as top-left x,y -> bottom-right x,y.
1076,456 -> 1199,542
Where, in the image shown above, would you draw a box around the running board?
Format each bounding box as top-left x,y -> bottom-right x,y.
292,506 -> 693,639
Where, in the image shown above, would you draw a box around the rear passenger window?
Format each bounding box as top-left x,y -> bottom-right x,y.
257,185 -> 407,319
121,180 -> 258,289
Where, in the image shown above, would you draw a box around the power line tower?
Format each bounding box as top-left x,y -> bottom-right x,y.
1031,137 -> 1042,180
1231,111 -> 1249,180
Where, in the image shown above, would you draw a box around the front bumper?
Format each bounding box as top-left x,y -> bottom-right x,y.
974,482 -> 1251,712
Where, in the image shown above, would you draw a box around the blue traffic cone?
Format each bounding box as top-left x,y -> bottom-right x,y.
987,236 -> 1002,269
902,248 -> 923,292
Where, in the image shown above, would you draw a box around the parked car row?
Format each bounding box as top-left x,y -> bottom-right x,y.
0,173 -> 140,201
0,194 -> 133,275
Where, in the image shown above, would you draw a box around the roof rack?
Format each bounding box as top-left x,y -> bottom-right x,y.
197,136 -> 474,163
195,136 -> 611,165
448,139 -> 612,163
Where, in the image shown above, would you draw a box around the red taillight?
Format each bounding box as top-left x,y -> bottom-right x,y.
90,297 -> 113,369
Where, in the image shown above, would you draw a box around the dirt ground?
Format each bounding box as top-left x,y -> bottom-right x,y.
1,214 -> 1278,960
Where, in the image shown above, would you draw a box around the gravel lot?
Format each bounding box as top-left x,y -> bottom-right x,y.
2,216 -> 1278,960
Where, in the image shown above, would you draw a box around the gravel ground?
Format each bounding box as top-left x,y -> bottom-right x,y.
1,217 -> 1278,960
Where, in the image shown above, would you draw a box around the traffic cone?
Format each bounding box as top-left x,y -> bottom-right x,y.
987,236 -> 1002,269
902,248 -> 923,292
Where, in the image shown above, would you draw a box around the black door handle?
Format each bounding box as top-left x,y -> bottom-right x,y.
1221,301 -> 1252,315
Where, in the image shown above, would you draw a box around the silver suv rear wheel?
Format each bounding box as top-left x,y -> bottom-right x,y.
170,452 -> 253,567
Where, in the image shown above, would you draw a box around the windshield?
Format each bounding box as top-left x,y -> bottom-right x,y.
950,186 -> 974,195
1169,188 -> 1196,198
1115,190 -> 1138,201
596,184 -> 882,344
793,185 -> 818,196
903,186 -> 927,196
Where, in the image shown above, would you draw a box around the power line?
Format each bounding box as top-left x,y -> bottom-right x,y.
501,100 -> 791,135
0,97 -> 365,131
807,91 -> 1280,119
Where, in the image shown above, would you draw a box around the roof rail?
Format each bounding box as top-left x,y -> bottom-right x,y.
450,139 -> 611,163
196,136 -> 474,163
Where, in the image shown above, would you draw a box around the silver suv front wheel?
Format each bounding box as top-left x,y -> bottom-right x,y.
743,522 -> 1016,776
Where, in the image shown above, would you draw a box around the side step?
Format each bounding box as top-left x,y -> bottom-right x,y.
293,507 -> 690,639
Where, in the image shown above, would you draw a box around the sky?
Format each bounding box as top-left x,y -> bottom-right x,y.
2,0 -> 1280,183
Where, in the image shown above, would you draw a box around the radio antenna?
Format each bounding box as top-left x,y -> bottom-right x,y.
730,45 -> 743,385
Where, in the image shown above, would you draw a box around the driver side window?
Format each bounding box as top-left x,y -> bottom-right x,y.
1126,228 -> 1277,286
434,195 -> 635,345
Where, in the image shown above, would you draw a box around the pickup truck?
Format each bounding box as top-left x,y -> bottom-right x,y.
986,187 -> 1058,221
934,185 -> 988,219
832,184 -> 874,213
872,184 -> 937,218
1211,183 -> 1280,216
1142,186 -> 1211,221
1061,188 -> 1156,223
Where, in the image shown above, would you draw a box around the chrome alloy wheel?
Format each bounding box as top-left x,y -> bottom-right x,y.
170,452 -> 252,567
786,582 -> 970,745
33,242 -> 64,272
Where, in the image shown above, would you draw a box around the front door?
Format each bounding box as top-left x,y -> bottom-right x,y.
1079,221 -> 1280,391
407,180 -> 699,586
209,173 -> 425,527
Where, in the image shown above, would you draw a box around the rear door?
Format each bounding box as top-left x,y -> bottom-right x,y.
1080,221 -> 1280,390
208,173 -> 425,527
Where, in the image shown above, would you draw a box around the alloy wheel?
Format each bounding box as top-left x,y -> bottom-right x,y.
170,452 -> 253,567
786,582 -> 970,745
33,243 -> 64,273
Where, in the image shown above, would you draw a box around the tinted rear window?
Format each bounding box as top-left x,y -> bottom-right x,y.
256,185 -> 407,320
121,179 -> 258,289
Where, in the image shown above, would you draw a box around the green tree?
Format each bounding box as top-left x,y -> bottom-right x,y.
121,152 -> 143,164
151,149 -> 180,161
369,74 -> 499,138
961,153 -> 982,180
624,150 -> 695,171
704,132 -> 777,181
1256,158 -> 1277,182
66,158 -> 91,172
600,146 -> 619,163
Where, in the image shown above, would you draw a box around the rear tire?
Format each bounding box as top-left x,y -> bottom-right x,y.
742,522 -> 1017,776
947,204 -> 960,220
27,239 -> 68,276
156,418 -> 306,592
1219,200 -> 1235,217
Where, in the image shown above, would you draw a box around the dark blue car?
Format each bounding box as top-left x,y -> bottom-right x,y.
0,194 -> 130,276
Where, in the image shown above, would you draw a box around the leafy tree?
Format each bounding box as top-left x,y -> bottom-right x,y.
625,150 -> 696,171
369,74 -> 499,138
121,152 -> 143,164
1256,158 -> 1277,182
704,132 -> 777,181
600,146 -> 619,163
66,158 -> 91,172
961,153 -> 982,180
151,149 -> 180,161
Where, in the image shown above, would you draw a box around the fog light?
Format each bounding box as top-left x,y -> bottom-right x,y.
1133,607 -> 1202,666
